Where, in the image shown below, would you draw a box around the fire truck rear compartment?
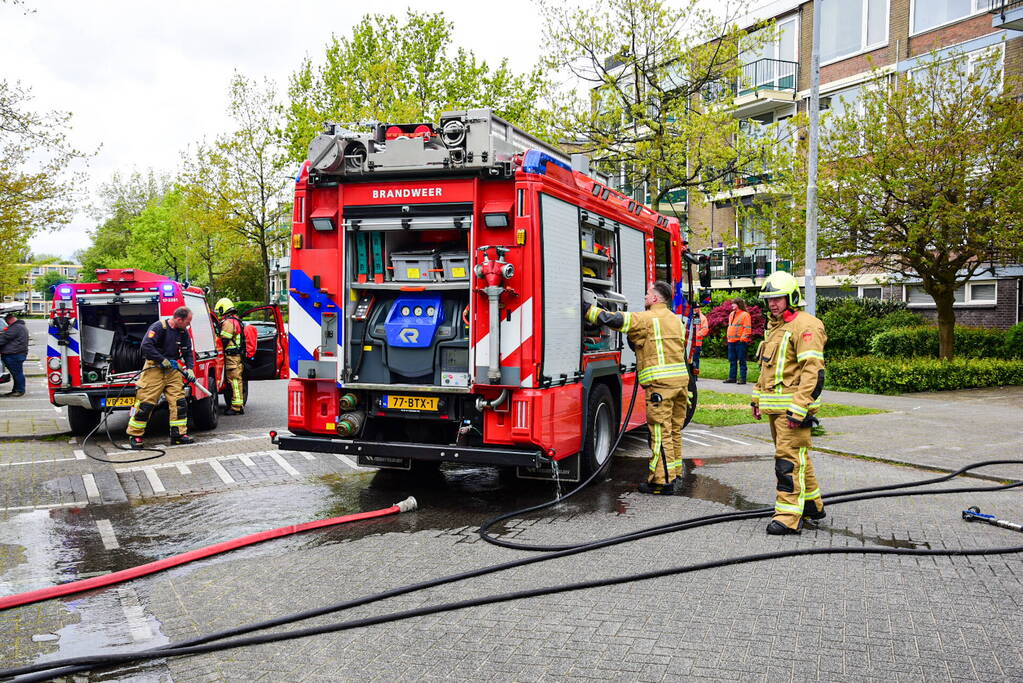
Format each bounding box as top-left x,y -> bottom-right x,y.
77,298 -> 159,383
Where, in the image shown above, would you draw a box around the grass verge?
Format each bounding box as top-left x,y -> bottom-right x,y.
691,389 -> 884,428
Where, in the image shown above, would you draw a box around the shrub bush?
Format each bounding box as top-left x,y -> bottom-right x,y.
827,356 -> 1023,394
1004,322 -> 1023,359
870,325 -> 1007,359
816,296 -> 909,318
820,300 -> 883,357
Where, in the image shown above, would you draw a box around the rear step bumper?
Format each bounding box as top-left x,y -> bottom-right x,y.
52,389 -> 138,410
276,434 -> 548,469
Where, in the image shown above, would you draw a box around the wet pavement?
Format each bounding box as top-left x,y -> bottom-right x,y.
2,321 -> 1023,680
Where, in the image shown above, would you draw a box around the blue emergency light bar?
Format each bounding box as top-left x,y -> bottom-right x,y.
161,283 -> 176,297
58,286 -> 72,299
521,150 -> 572,176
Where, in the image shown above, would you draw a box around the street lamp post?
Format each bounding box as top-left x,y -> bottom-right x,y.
804,0 -> 821,315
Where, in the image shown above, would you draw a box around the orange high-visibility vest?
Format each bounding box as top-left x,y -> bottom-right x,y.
726,310 -> 752,343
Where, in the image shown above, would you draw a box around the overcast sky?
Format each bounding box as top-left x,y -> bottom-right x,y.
0,1 -> 547,260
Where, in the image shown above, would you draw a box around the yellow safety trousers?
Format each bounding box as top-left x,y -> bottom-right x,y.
225,355 -> 244,408
769,413 -> 823,529
127,362 -> 186,437
646,385 -> 688,485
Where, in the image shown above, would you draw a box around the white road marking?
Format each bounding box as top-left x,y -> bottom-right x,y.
53,406 -> 62,414
301,453 -> 316,460
142,467 -> 166,494
269,452 -> 301,477
74,449 -> 86,460
682,435 -> 713,447
82,473 -> 101,502
208,459 -> 236,485
95,519 -> 120,550
116,587 -> 153,642
1,408 -> 61,412
238,454 -> 256,467
0,501 -> 88,512
0,457 -> 79,467
176,463 -> 191,475
688,430 -> 751,445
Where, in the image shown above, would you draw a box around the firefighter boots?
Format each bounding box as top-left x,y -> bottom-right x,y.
766,520 -> 800,536
638,476 -> 684,495
129,436 -> 145,450
171,433 -> 195,446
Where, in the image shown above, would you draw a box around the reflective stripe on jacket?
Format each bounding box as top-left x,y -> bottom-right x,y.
220,316 -> 243,353
726,310 -> 752,343
751,310 -> 827,417
694,315 -> 709,348
586,302 -> 688,388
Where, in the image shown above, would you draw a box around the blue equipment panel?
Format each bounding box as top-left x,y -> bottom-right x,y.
384,295 -> 444,348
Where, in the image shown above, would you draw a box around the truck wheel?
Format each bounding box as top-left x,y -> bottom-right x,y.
191,377 -> 219,431
67,405 -> 101,436
683,367 -> 698,429
581,383 -> 616,477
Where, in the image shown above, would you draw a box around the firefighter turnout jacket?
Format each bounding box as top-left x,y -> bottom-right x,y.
220,315 -> 244,355
751,310 -> 826,421
141,319 -> 194,369
586,302 -> 689,387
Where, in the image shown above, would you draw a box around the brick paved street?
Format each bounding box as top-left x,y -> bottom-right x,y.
1,313 -> 1022,682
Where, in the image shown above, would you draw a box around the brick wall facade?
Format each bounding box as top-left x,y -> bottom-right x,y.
911,279 -> 1021,330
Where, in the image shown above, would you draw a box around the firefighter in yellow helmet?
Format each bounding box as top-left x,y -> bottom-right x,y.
750,271 -> 828,535
585,280 -> 689,494
215,298 -> 245,415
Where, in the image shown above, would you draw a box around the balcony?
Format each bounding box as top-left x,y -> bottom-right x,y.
733,59 -> 799,118
705,169 -> 782,204
703,247 -> 791,284
990,0 -> 1023,31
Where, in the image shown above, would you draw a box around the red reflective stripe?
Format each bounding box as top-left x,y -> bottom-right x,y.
0,503 -> 405,611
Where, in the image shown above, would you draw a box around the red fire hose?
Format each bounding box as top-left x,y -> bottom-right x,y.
0,497 -> 417,612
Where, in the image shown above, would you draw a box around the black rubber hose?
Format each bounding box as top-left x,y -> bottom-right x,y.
81,366 -> 167,464
7,460 -> 1023,681
478,374 -> 642,547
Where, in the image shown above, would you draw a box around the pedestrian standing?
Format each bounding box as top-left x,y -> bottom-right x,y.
724,298 -> 752,384
585,281 -> 689,494
750,272 -> 828,536
0,311 -> 30,397
127,307 -> 196,449
691,309 -> 708,376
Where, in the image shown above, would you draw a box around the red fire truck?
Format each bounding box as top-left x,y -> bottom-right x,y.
276,109 -> 708,480
47,269 -> 288,436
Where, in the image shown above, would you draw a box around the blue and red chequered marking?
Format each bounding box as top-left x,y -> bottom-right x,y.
288,269 -> 341,376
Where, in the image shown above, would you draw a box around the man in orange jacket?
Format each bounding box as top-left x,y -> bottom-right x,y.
724,299 -> 752,384
691,309 -> 708,376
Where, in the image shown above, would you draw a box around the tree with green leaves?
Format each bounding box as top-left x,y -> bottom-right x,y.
183,74 -> 291,305
284,10 -> 553,160
78,170 -> 171,281
0,80 -> 87,296
763,51 -> 1023,360
538,0 -> 773,207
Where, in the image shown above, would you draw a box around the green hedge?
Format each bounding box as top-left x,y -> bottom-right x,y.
1004,322 -> 1023,359
827,356 -> 1023,394
820,301 -> 925,357
870,325 -> 1008,359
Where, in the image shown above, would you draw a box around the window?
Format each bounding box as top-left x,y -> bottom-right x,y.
905,281 -> 997,306
820,0 -> 889,64
653,228 -> 672,283
912,0 -> 995,35
909,44 -> 1004,93
740,15 -> 798,92
859,286 -> 882,299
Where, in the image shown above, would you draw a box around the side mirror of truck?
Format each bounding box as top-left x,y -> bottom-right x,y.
698,258 -> 712,289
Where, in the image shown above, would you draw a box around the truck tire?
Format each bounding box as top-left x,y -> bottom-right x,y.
683,367 -> 698,429
67,405 -> 101,436
191,376 -> 219,431
221,376 -> 249,409
581,383 -> 616,477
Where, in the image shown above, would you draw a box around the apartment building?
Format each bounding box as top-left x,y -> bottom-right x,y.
2,262 -> 83,315
681,0 -> 1023,327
